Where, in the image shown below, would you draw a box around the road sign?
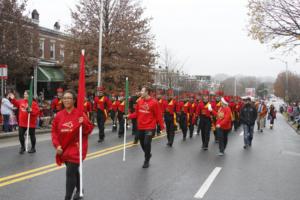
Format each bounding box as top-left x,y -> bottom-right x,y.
0,65 -> 8,80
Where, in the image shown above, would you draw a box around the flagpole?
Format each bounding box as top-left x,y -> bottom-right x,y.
25,113 -> 31,152
26,76 -> 34,152
79,125 -> 83,197
79,49 -> 85,197
123,77 -> 129,162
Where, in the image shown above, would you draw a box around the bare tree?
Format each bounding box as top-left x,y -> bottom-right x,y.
274,71 -> 300,102
248,0 -> 300,52
158,47 -> 186,90
0,0 -> 39,91
65,0 -> 156,93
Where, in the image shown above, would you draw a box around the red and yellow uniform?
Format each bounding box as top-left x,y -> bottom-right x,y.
93,95 -> 111,120
51,98 -> 63,114
179,100 -> 191,139
94,86 -> 112,142
84,100 -> 92,118
196,90 -> 212,149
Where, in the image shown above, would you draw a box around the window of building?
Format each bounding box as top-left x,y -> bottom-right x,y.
60,45 -> 64,62
50,42 -> 55,59
39,39 -> 44,58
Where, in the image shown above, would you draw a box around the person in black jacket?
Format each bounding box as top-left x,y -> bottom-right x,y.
240,97 -> 257,149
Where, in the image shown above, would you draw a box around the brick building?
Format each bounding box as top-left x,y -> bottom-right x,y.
32,9 -> 66,99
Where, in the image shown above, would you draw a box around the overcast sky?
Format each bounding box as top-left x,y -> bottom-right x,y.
27,0 -> 300,77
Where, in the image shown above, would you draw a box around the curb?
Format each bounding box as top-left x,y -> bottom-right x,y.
0,128 -> 51,139
282,112 -> 300,135
0,120 -> 113,139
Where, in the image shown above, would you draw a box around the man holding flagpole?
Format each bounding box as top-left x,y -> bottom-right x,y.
9,80 -> 40,154
128,86 -> 165,168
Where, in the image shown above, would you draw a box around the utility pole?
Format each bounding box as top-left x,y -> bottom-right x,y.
97,0 -> 104,87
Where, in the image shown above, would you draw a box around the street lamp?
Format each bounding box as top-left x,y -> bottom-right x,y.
270,57 -> 288,101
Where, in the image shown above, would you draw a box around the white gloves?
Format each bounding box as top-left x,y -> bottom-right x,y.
208,103 -> 212,111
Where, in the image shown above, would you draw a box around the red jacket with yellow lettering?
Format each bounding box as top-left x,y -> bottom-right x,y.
51,108 -> 94,165
129,97 -> 165,130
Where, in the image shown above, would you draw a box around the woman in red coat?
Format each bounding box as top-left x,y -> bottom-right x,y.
51,90 -> 93,200
9,91 -> 40,154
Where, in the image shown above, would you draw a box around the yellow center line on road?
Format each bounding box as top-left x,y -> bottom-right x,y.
0,143 -> 127,183
0,133 -> 167,188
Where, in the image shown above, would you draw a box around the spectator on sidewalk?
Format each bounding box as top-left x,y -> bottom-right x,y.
292,102 -> 299,122
287,104 -> 293,121
1,93 -> 15,132
268,104 -> 277,129
255,100 -> 267,133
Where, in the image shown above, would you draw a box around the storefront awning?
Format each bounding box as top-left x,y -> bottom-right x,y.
37,66 -> 64,82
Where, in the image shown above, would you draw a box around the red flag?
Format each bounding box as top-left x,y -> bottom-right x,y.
77,50 -> 85,113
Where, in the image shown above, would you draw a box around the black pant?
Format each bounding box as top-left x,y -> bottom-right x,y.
132,119 -> 138,135
217,128 -> 230,153
197,117 -> 201,134
180,112 -> 188,139
164,113 -> 175,145
189,115 -> 194,137
199,116 -> 211,148
65,162 -> 80,200
156,124 -> 161,134
118,112 -> 125,137
138,130 -> 154,161
110,111 -> 117,131
97,110 -> 106,140
19,127 -> 36,149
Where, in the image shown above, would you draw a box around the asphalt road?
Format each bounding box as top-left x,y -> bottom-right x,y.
0,113 -> 300,200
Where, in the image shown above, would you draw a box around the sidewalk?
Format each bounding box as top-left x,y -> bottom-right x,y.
282,112 -> 300,134
0,127 -> 51,139
0,120 -> 113,139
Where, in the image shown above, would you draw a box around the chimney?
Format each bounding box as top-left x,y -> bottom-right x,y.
54,22 -> 60,31
31,9 -> 39,24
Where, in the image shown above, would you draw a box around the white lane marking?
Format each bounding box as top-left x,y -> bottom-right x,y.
281,150 -> 300,157
194,167 -> 222,199
239,131 -> 244,136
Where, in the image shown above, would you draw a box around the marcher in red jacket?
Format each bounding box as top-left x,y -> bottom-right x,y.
156,90 -> 166,136
128,86 -> 165,168
9,91 -> 40,154
83,97 -> 92,120
51,90 -> 94,200
51,88 -> 64,114
93,86 -> 111,143
196,90 -> 213,150
212,97 -> 232,156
